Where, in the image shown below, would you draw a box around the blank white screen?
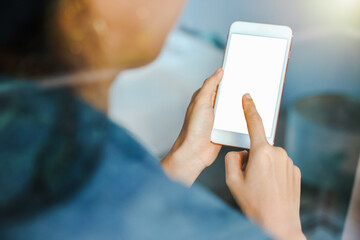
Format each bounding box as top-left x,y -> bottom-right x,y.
213,34 -> 288,137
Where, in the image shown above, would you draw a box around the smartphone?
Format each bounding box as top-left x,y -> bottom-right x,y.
211,21 -> 293,149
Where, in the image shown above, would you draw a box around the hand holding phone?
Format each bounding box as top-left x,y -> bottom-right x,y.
161,69 -> 224,186
212,21 -> 293,148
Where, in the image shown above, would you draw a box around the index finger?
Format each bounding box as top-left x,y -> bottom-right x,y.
242,93 -> 267,147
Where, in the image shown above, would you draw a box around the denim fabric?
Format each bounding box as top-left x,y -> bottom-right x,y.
0,86 -> 269,240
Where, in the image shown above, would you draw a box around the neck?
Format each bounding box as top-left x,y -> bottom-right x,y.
73,76 -> 114,113
70,69 -> 119,113
38,68 -> 120,113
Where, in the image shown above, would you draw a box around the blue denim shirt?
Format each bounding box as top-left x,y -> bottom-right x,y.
0,84 -> 268,239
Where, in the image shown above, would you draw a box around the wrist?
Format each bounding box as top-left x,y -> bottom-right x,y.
261,218 -> 305,240
275,230 -> 306,240
278,230 -> 306,240
161,145 -> 206,186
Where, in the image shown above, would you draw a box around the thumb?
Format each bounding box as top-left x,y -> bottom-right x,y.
225,151 -> 248,187
199,68 -> 224,102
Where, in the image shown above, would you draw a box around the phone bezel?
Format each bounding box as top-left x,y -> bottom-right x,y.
211,21 -> 293,149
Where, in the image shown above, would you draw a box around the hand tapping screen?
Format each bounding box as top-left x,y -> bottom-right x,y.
213,34 -> 288,137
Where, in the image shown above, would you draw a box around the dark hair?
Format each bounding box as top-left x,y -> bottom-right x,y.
0,0 -> 55,53
0,0 -> 59,76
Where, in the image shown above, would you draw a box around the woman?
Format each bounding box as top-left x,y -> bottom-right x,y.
0,0 -> 305,239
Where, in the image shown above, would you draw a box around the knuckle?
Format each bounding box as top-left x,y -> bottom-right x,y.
225,151 -> 237,161
294,166 -> 301,178
192,98 -> 202,107
226,174 -> 239,187
191,90 -> 200,102
186,103 -> 194,114
192,89 -> 200,98
256,144 -> 271,155
246,110 -> 263,125
246,107 -> 258,118
203,77 -> 212,86
274,147 -> 288,158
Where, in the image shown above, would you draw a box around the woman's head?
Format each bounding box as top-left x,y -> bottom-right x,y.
0,0 -> 186,76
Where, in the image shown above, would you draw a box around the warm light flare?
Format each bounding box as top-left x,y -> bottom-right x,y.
334,0 -> 360,9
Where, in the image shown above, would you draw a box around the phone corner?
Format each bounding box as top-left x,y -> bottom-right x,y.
285,26 -> 293,38
210,130 -> 220,145
210,130 -> 215,142
229,21 -> 238,29
267,138 -> 275,146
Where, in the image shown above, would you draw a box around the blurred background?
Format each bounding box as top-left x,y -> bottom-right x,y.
109,0 -> 360,239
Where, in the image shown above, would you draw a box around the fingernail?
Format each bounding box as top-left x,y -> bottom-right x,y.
244,93 -> 252,100
215,68 -> 222,74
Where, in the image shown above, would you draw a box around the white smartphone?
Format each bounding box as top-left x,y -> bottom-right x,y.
211,21 -> 293,149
